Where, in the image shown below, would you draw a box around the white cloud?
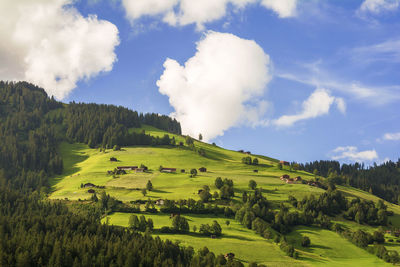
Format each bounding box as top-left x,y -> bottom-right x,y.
122,0 -> 297,30
331,146 -> 378,162
261,0 -> 297,18
0,0 -> 120,99
122,0 -> 178,21
352,39 -> 400,64
383,132 -> 400,141
156,31 -> 271,141
277,69 -> 400,106
359,0 -> 400,14
273,88 -> 345,127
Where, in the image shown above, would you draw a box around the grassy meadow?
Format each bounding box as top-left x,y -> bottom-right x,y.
49,125 -> 400,266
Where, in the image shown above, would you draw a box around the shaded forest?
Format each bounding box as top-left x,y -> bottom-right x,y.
297,160 -> 400,204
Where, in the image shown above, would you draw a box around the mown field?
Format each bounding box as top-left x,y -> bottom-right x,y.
50,125 -> 399,266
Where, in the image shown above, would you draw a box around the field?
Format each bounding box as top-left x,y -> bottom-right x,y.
50,125 -> 400,266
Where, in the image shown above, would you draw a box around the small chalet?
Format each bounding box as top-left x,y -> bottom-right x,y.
117,166 -> 137,171
286,178 -> 294,184
160,168 -> 176,173
87,189 -> 95,194
199,167 -> 207,172
110,157 -> 117,162
280,160 -> 290,166
294,176 -> 302,182
155,199 -> 165,205
83,183 -> 95,188
224,253 -> 235,260
280,174 -> 290,179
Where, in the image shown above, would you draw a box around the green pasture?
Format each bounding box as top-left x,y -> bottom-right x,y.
103,212 -> 305,267
50,125 -> 400,266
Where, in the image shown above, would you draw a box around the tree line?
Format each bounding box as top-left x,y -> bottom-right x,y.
296,159 -> 400,204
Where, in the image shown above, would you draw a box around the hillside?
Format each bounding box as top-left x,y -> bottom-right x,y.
2,82 -> 400,267
50,125 -> 400,266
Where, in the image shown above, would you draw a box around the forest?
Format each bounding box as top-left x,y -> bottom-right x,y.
297,160 -> 400,204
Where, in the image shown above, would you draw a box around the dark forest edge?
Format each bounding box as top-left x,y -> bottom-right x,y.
294,160 -> 400,204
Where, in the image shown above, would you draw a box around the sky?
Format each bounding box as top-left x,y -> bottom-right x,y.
1,0 -> 399,165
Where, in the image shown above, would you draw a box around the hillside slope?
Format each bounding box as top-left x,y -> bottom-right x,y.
50,126 -> 400,266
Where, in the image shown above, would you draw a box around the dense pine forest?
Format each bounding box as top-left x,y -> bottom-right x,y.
297,160 -> 400,204
0,81 -> 238,267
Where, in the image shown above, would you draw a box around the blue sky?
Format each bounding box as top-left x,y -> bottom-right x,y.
1,0 -> 399,164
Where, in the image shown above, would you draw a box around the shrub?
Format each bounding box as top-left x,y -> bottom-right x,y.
301,236 -> 311,247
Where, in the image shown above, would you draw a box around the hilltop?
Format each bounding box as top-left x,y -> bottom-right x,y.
1,81 -> 400,267
50,125 -> 400,266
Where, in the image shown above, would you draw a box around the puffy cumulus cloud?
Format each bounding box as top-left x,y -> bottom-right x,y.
330,146 -> 378,162
122,0 -> 297,30
156,31 -> 271,141
0,0 -> 119,99
383,132 -> 400,141
273,88 -> 345,127
358,0 -> 400,14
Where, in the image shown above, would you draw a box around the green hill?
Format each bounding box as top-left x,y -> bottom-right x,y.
49,125 -> 400,266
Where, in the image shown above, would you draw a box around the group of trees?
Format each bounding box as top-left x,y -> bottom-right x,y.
344,199 -> 389,225
242,156 -> 259,165
291,190 -> 390,227
199,221 -> 222,237
128,214 -> 154,232
215,177 -> 235,200
159,198 -> 234,217
297,160 -> 400,204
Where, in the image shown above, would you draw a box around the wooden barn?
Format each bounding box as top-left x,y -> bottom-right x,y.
280,174 -> 290,180
294,176 -> 302,182
83,183 -> 95,188
160,168 -> 176,173
117,166 -> 137,171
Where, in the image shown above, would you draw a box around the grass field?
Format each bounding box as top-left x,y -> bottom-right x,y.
103,212 -> 304,266
50,125 -> 400,266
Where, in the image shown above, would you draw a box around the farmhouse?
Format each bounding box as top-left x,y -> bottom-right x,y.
294,176 -> 302,182
280,174 -> 290,180
225,253 -> 235,260
160,168 -> 176,173
155,199 -> 165,205
83,183 -> 95,188
199,167 -> 207,172
280,160 -> 290,166
286,178 -> 294,184
117,166 -> 137,171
